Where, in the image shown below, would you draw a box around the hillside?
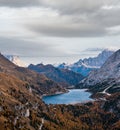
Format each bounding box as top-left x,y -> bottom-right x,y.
0,53 -> 65,95
0,73 -> 120,130
5,55 -> 26,67
28,64 -> 84,87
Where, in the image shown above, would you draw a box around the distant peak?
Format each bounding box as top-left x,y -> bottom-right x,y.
4,55 -> 26,67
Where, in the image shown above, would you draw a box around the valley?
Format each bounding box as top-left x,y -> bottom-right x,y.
0,49 -> 120,130
0,1 -> 120,130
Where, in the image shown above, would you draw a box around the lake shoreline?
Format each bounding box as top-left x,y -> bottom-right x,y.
41,89 -> 69,98
42,89 -> 93,105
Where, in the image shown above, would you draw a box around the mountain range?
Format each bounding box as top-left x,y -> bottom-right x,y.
4,49 -> 115,77
57,49 -> 115,76
28,63 -> 84,87
0,50 -> 120,130
4,49 -> 116,88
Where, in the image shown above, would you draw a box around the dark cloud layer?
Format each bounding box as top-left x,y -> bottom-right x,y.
26,0 -> 120,37
28,23 -> 106,37
40,0 -> 103,15
40,0 -> 120,15
0,0 -> 120,37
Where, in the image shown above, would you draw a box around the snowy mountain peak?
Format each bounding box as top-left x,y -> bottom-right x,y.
5,55 -> 26,67
80,49 -> 120,86
57,49 -> 115,76
76,49 -> 115,67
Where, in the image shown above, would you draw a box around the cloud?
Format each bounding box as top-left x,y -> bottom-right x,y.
40,0 -> 103,15
23,0 -> 120,37
84,48 -> 105,52
0,0 -> 40,7
0,1 -> 120,37
83,46 -> 119,53
0,0 -> 120,64
40,0 -> 120,15
27,20 -> 106,37
0,36 -> 66,57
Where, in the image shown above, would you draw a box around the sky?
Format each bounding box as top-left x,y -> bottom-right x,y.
0,0 -> 120,65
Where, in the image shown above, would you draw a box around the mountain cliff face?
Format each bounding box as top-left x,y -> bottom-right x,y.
28,63 -> 84,87
76,49 -> 120,94
5,55 -> 26,67
58,49 -> 115,76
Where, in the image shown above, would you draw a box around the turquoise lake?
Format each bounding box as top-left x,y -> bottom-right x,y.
42,89 -> 93,104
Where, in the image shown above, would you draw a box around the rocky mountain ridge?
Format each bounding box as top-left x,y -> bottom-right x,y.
76,49 -> 120,95
58,49 -> 115,76
28,63 -> 84,87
